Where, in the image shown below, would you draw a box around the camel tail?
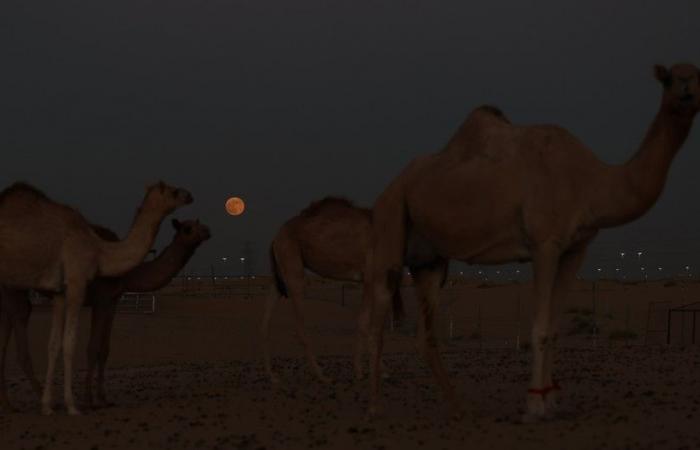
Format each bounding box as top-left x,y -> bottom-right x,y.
269,245 -> 288,298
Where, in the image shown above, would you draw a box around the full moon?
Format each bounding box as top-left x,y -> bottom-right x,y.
225,197 -> 245,216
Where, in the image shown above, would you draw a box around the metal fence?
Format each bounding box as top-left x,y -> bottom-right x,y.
117,292 -> 157,314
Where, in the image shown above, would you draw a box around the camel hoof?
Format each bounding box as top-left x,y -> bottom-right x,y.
545,392 -> 560,413
448,404 -> 466,421
67,406 -> 83,416
41,406 -> 55,416
267,372 -> 281,385
96,396 -> 115,409
521,412 -> 544,424
526,393 -> 546,417
366,402 -> 385,420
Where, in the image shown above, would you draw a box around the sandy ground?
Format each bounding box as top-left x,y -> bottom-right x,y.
1,282 -> 700,449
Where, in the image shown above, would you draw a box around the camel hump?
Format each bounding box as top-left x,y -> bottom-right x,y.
299,196 -> 370,218
90,224 -> 120,242
443,105 -> 513,155
0,182 -> 49,204
472,104 -> 511,124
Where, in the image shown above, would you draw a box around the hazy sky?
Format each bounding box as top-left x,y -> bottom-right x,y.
2,0 -> 700,279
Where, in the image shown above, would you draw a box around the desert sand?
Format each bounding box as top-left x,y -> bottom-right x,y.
1,278 -> 699,449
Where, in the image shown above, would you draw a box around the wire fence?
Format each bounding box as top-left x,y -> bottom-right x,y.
26,273 -> 700,347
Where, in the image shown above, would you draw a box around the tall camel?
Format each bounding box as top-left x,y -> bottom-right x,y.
0,181 -> 192,415
365,63 -> 700,421
0,219 -> 210,411
265,197 -> 405,384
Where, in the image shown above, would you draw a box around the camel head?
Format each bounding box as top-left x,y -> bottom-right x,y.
171,218 -> 211,247
654,63 -> 700,117
143,181 -> 193,214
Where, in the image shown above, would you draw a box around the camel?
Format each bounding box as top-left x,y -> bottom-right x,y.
365,63 -> 700,421
265,197 -> 405,384
0,219 -> 210,411
0,181 -> 192,415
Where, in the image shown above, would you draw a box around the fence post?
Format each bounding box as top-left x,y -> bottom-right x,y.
477,302 -> 483,349
515,291 -> 521,351
592,280 -> 598,346
448,309 -> 454,340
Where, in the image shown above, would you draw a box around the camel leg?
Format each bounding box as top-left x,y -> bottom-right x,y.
413,262 -> 462,418
525,242 -> 560,421
288,284 -> 331,384
42,293 -> 66,416
95,301 -> 118,407
260,289 -> 282,384
367,269 -> 396,417
353,301 -> 369,380
0,288 -> 41,411
85,301 -> 109,409
11,295 -> 42,400
62,282 -> 85,415
542,244 -> 588,414
0,302 -> 14,411
354,287 -> 391,381
354,274 -> 373,381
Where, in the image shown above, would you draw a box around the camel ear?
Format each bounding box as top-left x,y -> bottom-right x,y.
158,181 -> 166,193
654,64 -> 671,87
172,218 -> 181,230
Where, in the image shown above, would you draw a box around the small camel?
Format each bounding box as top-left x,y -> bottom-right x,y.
0,219 -> 210,411
265,197 -> 404,384
0,181 -> 192,415
365,63 -> 700,421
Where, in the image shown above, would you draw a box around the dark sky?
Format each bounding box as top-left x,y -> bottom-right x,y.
2,0 -> 700,279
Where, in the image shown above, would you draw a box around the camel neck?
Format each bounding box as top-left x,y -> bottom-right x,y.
97,206 -> 167,277
593,105 -> 694,228
122,241 -> 196,292
124,207 -> 165,250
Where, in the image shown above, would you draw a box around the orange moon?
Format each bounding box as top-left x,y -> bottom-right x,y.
225,197 -> 245,216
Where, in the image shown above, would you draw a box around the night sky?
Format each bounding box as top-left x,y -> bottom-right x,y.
2,1 -> 700,279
